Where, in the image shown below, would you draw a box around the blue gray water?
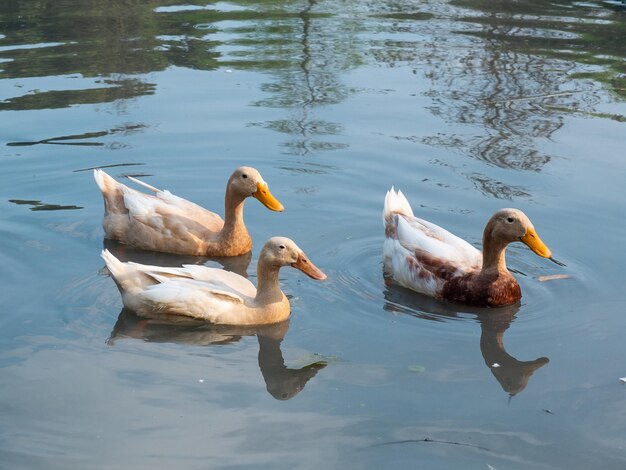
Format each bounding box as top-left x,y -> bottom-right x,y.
1,1 -> 626,468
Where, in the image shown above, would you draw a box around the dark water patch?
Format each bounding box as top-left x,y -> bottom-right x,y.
370,12 -> 435,21
467,173 -> 532,200
544,101 -> 626,121
73,163 -> 145,173
7,131 -> 108,147
0,78 -> 156,111
9,199 -> 83,211
371,436 -> 491,452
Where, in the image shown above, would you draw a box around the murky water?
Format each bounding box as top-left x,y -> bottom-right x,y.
1,1 -> 626,468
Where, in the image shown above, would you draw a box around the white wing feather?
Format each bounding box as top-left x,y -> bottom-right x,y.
102,250 -> 257,320
141,279 -> 246,321
383,188 -> 483,296
383,237 -> 441,296
396,215 -> 481,266
119,176 -> 223,228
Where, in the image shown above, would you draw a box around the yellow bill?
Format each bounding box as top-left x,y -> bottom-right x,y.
253,182 -> 284,212
521,227 -> 552,258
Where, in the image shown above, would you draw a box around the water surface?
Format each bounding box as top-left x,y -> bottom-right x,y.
1,1 -> 626,468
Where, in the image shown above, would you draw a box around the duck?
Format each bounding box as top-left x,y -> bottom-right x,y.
101,236 -> 326,325
94,167 -> 284,257
383,188 -> 560,307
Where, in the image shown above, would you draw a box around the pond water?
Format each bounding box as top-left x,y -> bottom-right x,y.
1,0 -> 626,468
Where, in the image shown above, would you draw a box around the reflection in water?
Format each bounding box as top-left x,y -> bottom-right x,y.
415,23 -> 569,173
102,238 -> 252,277
257,333 -> 326,401
0,0 -> 352,157
454,0 -> 626,99
373,0 -> 626,198
108,310 -> 326,400
0,1 -> 164,109
249,0 -> 351,156
383,283 -> 549,396
478,308 -> 549,397
4,0 -> 622,167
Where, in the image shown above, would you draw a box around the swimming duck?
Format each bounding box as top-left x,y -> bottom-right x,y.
383,188 -> 559,307
94,167 -> 284,257
101,237 -> 326,325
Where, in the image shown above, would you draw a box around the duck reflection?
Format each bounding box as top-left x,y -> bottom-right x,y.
478,308 -> 549,396
108,309 -> 326,400
383,283 -> 549,396
102,238 -> 252,277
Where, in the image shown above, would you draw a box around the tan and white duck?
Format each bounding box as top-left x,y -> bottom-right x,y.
101,237 -> 326,325
383,188 -> 561,307
94,167 -> 284,256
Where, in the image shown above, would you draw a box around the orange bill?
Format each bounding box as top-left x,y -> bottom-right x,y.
521,227 -> 552,258
253,182 -> 284,211
291,252 -> 327,280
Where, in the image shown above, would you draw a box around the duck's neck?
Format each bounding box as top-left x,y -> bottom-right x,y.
481,229 -> 509,275
254,260 -> 285,306
220,189 -> 249,242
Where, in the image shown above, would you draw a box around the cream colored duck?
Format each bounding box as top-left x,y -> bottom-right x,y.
101,237 -> 326,325
383,188 -> 561,307
94,167 -> 284,257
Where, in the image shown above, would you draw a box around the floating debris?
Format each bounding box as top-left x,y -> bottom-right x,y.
538,274 -> 571,282
292,353 -> 341,368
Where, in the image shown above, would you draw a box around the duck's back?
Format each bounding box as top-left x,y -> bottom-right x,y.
94,169 -> 224,255
383,188 -> 481,297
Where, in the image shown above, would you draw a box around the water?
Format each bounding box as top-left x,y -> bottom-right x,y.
1,0 -> 626,468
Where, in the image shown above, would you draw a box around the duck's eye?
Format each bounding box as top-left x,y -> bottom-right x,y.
242,174 -> 248,179
506,217 -> 514,223
279,245 -> 285,250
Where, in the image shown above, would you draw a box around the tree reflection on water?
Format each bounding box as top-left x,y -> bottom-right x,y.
1,0 -> 624,179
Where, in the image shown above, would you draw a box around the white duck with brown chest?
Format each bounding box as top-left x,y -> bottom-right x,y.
383,188 -> 561,307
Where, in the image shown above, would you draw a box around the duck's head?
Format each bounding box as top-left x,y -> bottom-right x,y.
228,166 -> 284,211
487,208 -> 552,258
261,237 -> 327,280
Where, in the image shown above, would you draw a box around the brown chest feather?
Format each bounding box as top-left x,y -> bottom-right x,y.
441,272 -> 521,307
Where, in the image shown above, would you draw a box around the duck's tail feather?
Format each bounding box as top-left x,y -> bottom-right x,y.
101,249 -> 155,293
383,187 -> 414,223
101,249 -> 127,282
94,168 -> 129,215
94,168 -> 119,194
127,175 -> 161,194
